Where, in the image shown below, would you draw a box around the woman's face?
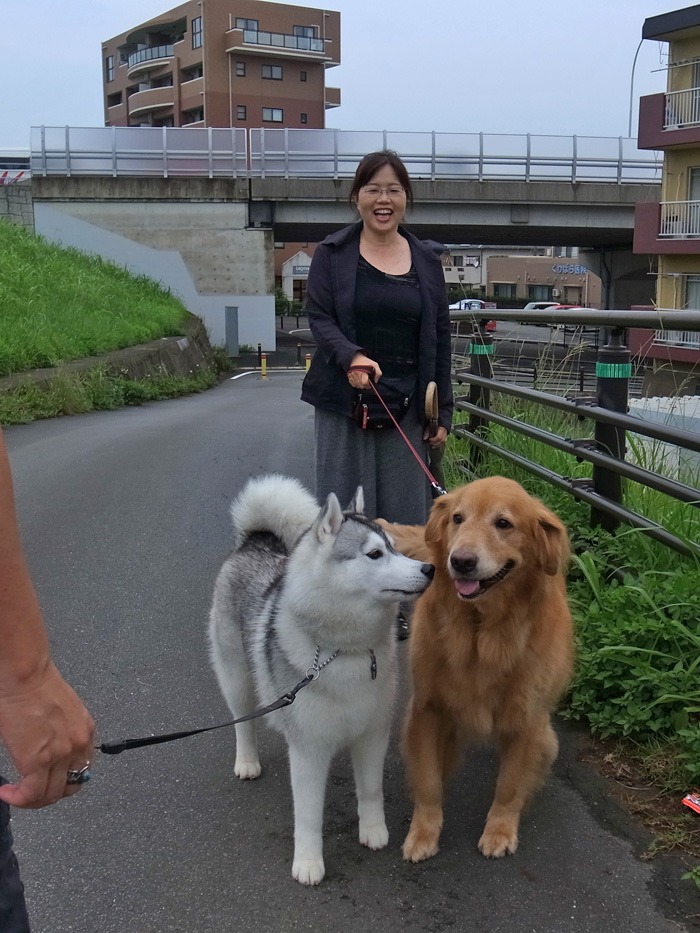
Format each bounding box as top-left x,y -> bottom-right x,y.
354,164 -> 407,237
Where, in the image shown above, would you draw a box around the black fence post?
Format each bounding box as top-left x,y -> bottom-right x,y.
257,343 -> 262,369
468,325 -> 495,471
592,328 -> 631,531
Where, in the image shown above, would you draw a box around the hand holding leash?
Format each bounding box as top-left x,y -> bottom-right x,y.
347,355 -> 382,389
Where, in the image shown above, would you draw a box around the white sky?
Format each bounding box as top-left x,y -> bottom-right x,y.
0,0 -> 678,151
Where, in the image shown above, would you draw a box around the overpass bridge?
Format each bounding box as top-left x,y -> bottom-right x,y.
25,126 -> 663,345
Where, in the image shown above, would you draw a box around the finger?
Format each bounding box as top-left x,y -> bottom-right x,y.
0,772 -> 53,810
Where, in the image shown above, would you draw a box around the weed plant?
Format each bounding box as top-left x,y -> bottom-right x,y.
0,222 -> 188,376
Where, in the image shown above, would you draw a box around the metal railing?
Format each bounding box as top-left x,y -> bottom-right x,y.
127,45 -> 174,70
29,126 -> 663,184
664,86 -> 700,128
242,29 -> 324,52
659,199 -> 700,237
30,126 -> 248,178
451,308 -> 700,558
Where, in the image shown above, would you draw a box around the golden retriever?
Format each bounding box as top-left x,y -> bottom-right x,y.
380,476 -> 574,862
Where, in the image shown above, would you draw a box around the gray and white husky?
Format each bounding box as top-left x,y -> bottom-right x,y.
208,474 -> 434,885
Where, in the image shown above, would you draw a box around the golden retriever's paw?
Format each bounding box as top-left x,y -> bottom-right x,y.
402,827 -> 440,862
234,758 -> 262,780
292,856 -> 325,885
478,824 -> 519,858
359,820 -> 389,850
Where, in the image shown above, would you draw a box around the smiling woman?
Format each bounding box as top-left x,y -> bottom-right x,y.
300,149 -> 453,527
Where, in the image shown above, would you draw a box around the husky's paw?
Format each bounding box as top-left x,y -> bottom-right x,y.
292,856 -> 325,886
359,820 -> 389,850
234,758 -> 262,780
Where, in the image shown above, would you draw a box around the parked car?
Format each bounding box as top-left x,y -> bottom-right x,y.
448,298 -> 496,331
520,300 -> 562,326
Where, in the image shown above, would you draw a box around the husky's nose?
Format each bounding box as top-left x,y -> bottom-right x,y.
450,551 -> 477,575
421,563 -> 435,580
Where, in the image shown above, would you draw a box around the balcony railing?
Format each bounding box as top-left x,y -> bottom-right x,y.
128,45 -> 174,71
242,29 -> 324,52
654,329 -> 700,348
664,87 -> 700,128
659,200 -> 700,237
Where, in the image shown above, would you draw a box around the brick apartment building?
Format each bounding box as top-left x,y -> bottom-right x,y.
101,0 -> 341,131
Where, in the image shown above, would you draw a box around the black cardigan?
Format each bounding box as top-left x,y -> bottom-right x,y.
300,222 -> 454,431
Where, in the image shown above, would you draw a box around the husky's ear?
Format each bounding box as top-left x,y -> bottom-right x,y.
314,492 -> 344,541
346,486 -> 364,515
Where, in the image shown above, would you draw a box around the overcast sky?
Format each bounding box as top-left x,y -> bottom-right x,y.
0,0 -> 678,151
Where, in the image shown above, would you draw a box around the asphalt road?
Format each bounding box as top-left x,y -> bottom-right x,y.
2,370 -> 697,933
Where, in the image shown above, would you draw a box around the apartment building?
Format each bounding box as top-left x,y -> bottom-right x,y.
634,4 -> 700,394
101,0 -> 341,130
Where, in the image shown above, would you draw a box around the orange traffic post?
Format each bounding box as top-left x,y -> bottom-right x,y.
305,353 -> 311,371
261,352 -> 268,380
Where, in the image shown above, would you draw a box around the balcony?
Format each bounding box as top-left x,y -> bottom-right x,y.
325,86 -> 341,109
128,85 -> 175,119
634,200 -> 700,255
226,28 -> 332,62
638,91 -> 700,149
127,45 -> 174,79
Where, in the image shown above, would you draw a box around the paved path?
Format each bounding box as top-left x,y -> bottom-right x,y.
2,371 -> 697,932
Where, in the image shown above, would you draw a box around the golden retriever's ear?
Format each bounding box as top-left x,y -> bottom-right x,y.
536,508 -> 570,576
425,495 -> 452,549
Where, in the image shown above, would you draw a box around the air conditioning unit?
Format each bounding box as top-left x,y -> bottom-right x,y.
552,288 -> 561,298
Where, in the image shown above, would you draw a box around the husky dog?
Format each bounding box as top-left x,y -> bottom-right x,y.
208,474 -> 434,885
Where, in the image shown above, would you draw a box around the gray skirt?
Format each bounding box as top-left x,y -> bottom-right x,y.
314,397 -> 434,524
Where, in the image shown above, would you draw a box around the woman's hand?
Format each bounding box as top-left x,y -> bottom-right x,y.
426,426 -> 448,448
347,353 -> 382,389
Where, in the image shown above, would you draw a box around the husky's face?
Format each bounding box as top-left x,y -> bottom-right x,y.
308,489 -> 434,604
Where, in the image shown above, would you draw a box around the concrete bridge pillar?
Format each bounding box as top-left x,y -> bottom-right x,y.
580,246 -> 657,309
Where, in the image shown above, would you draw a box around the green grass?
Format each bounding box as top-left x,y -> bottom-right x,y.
0,221 -> 189,377
0,222 -> 230,423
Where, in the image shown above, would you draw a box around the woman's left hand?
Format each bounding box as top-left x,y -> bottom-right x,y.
426,426 -> 448,448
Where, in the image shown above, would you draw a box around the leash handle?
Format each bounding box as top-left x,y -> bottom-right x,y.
97,673 -> 314,755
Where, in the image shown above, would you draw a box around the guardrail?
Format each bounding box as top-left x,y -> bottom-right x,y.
451,308 -> 700,558
29,126 -> 663,184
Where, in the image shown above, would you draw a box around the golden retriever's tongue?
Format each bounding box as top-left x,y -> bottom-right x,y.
455,579 -> 480,597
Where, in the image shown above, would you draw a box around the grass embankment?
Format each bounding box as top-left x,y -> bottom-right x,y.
0,222 -> 223,424
446,394 -> 700,875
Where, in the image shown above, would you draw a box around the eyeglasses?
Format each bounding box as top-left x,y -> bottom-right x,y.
360,185 -> 406,198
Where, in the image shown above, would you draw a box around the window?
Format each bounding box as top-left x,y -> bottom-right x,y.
300,70 -> 307,82
493,283 -> 516,299
105,55 -> 114,82
235,61 -> 246,77
192,16 -> 202,49
685,274 -> 700,309
237,105 -> 247,120
262,64 -> 283,80
262,107 -> 283,122
236,18 -> 258,30
106,91 -> 122,107
300,112 -> 308,124
527,285 -> 554,301
293,25 -> 317,37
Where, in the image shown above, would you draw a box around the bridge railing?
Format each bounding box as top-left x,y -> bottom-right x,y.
29,126 -> 662,184
30,126 -> 248,178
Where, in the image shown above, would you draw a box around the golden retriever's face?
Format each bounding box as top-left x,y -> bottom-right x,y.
426,477 -> 569,601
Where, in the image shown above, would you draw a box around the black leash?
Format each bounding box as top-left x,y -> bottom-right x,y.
97,670 -> 316,756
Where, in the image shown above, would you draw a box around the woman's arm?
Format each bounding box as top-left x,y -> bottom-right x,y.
0,429 -> 95,808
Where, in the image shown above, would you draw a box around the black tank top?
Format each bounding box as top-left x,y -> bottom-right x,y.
354,255 -> 422,382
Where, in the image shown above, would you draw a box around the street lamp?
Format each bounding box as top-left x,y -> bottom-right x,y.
628,37 -> 644,138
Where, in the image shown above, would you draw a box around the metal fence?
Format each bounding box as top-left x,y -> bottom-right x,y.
29,125 -> 663,184
451,308 -> 700,558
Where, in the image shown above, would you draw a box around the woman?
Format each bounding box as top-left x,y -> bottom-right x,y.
301,149 -> 453,525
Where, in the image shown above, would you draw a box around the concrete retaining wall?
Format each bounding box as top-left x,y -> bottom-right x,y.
0,181 -> 34,230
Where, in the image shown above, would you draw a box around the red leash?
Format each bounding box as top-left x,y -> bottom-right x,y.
347,366 -> 447,496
